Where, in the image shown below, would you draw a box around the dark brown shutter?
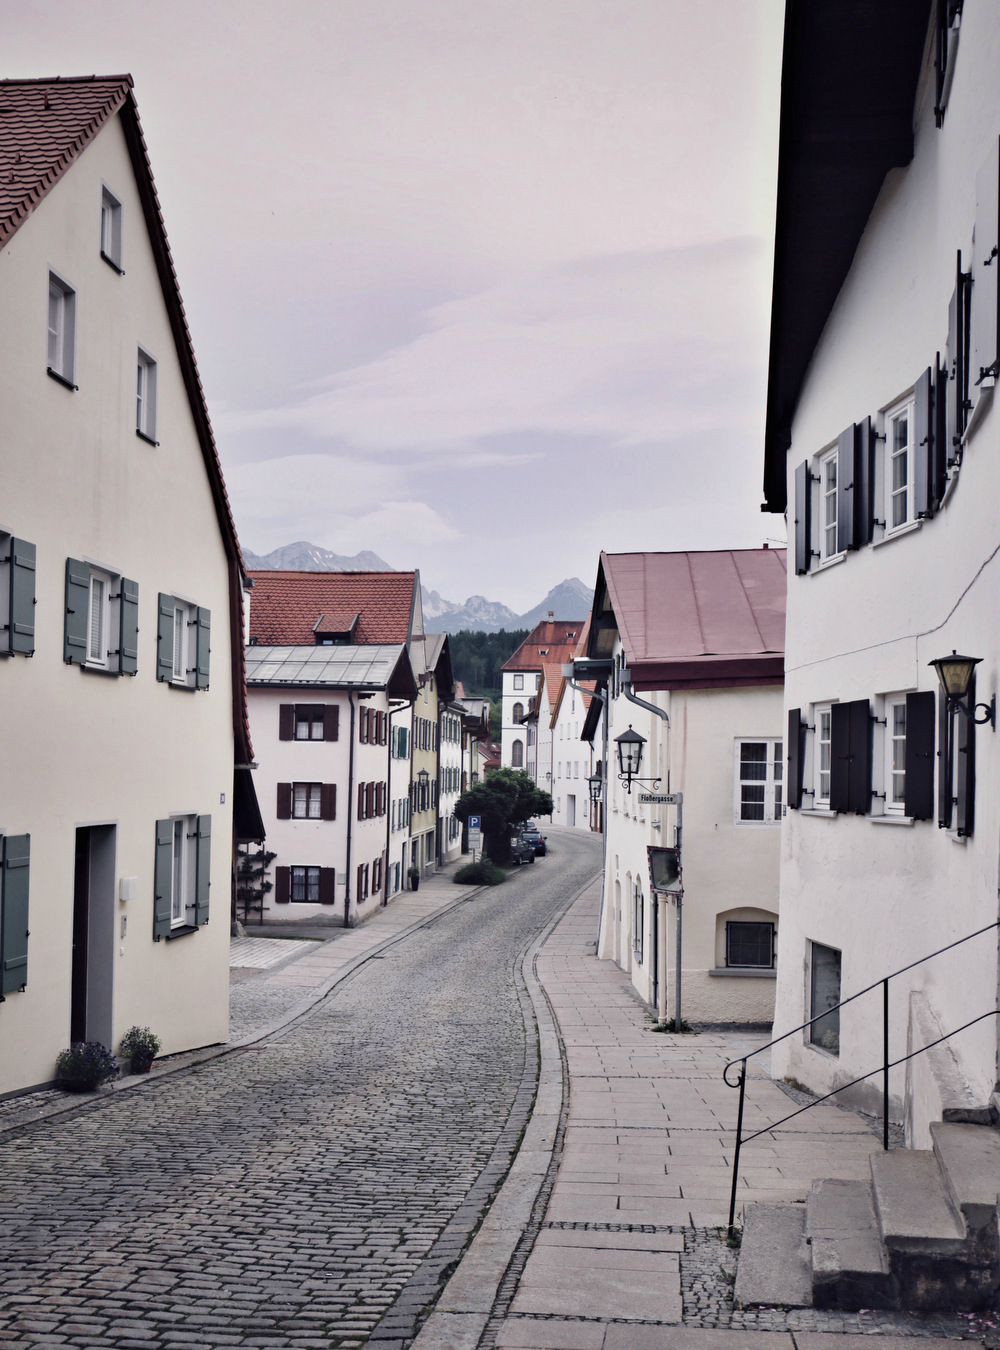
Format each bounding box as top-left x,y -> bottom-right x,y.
847,699 -> 873,815
914,367 -> 935,519
956,678 -> 976,837
279,705 -> 295,740
358,783 -> 365,819
275,866 -> 290,904
904,691 -> 936,820
794,460 -> 812,575
836,424 -> 858,552
357,863 -> 364,899
321,783 -> 336,821
938,690 -> 953,829
319,868 -> 336,905
325,705 -> 340,741
277,783 -> 291,820
856,418 -> 876,546
830,704 -> 851,813
367,782 -> 375,816
787,708 -> 805,809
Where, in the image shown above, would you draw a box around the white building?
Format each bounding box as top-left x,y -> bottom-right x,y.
0,76 -> 256,1096
245,645 -> 417,926
501,619 -> 583,774
550,625 -> 600,830
584,550 -> 786,1026
763,0 -> 1000,1144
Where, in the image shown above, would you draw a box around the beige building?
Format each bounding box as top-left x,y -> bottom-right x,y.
0,76 -> 255,1097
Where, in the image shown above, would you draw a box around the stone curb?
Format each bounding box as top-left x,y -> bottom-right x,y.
0,878 -> 488,1141
407,872 -> 598,1350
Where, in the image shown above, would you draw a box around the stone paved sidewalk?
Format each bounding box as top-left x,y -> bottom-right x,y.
416,878 -> 997,1350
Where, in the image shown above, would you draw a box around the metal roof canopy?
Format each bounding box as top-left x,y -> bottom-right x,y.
245,643 -> 417,700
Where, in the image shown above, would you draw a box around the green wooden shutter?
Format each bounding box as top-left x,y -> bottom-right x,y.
195,608 -> 211,689
1,834 -> 30,996
64,558 -> 89,665
195,814 -> 211,925
153,818 -> 173,939
156,593 -> 174,682
9,539 -> 36,656
119,577 -> 139,675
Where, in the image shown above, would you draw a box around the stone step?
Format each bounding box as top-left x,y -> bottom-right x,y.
733,1204 -> 812,1310
931,1120 -> 1000,1234
806,1178 -> 894,1310
870,1148 -> 965,1256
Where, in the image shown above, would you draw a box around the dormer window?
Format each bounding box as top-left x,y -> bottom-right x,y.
312,612 -> 359,645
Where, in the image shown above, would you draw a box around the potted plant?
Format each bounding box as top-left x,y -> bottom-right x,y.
408,865 -> 421,892
119,1025 -> 161,1074
55,1041 -> 120,1093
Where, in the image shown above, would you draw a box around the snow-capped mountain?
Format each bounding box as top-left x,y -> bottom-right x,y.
242,541 -> 394,572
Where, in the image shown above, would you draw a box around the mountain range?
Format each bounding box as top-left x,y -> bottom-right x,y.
242,541 -> 594,634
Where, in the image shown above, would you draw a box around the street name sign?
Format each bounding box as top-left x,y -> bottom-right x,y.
639,793 -> 680,805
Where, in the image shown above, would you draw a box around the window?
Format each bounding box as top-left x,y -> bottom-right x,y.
513,674 -> 524,690
293,783 -> 322,820
157,593 -> 209,689
726,921 -> 775,968
511,740 -> 524,768
65,559 -> 139,675
819,447 -> 839,560
297,708 -> 324,740
47,273 -> 76,387
884,696 -> 908,813
632,883 -> 644,963
0,534 -> 36,657
136,350 -> 157,443
814,706 -> 832,807
735,739 -> 783,823
884,397 -> 915,534
280,703 -> 338,742
810,942 -> 842,1054
100,187 -> 123,270
512,702 -> 524,723
292,866 -> 320,903
391,725 -> 409,758
153,815 -> 211,939
0,832 -> 30,996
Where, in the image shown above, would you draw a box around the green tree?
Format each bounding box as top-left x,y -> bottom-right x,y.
453,768 -> 553,864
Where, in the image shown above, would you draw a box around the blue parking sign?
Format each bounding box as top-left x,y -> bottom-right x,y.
469,815 -> 481,830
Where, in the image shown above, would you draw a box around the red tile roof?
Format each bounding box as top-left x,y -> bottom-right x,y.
0,76 -> 252,762
598,548 -> 787,691
503,619 -> 585,672
249,571 -> 417,646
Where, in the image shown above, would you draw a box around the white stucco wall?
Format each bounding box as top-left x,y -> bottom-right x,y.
0,114 -> 235,1094
772,4 -> 1000,1124
501,668 -> 538,770
438,706 -> 463,864
551,684 -> 596,831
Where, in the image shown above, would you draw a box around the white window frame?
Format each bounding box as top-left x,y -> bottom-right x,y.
47,272 -> 76,386
292,782 -> 322,820
883,395 -> 916,537
136,349 -> 157,443
513,674 -> 524,691
86,567 -> 116,670
100,187 -> 123,270
813,705 -> 833,809
171,598 -> 196,688
883,694 -> 908,815
734,737 -> 784,824
170,814 -> 197,928
818,446 -> 840,563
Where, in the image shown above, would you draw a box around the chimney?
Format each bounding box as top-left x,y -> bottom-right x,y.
547,610 -> 554,619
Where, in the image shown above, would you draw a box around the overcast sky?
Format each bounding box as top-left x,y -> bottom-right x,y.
7,1 -> 785,611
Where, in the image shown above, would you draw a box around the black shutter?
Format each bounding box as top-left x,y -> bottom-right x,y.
9,538 -> 36,656
275,866 -> 290,904
194,815 -> 211,925
973,136 -> 1000,395
195,608 -> 211,689
856,419 -> 876,546
279,704 -> 294,740
904,691 -> 936,821
938,690 -> 953,830
119,577 -> 139,675
1,833 -> 30,995
64,558 -> 89,665
914,367 -> 935,519
934,358 -> 949,511
153,819 -> 173,940
156,593 -> 174,682
319,868 -> 336,905
321,783 -> 336,821
277,783 -> 291,820
847,699 -> 873,815
324,705 -> 340,741
830,704 -> 851,813
946,249 -> 970,461
794,461 -> 812,575
836,425 -> 859,552
956,678 -> 976,837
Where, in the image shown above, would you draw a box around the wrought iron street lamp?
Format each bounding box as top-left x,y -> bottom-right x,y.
614,725 -> 662,793
587,772 -> 603,804
929,651 -> 996,728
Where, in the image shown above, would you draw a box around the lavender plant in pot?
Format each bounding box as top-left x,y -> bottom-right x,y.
55,1042 -> 120,1092
119,1026 -> 161,1074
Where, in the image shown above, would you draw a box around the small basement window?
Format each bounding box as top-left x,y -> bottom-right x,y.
810,942 -> 842,1054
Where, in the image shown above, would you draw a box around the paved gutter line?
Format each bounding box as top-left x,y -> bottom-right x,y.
404,872 -> 597,1350
0,883 -> 487,1142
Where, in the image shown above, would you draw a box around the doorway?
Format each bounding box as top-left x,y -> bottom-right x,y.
71,825 -> 117,1046
567,795 -> 576,827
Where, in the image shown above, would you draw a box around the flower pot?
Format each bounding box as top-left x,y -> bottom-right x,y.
410,876 -> 419,891
59,1079 -> 100,1093
130,1055 -> 154,1075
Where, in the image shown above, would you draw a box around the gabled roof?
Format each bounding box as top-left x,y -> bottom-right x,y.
588,548 -> 787,691
503,619 -> 585,673
248,570 -> 418,646
245,643 -> 417,701
548,617 -> 596,727
0,75 -> 252,762
762,3 -> 932,511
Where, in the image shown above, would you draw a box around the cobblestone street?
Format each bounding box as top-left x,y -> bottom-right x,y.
0,832 -> 601,1350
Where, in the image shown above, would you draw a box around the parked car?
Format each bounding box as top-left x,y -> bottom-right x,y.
509,835 -> 536,865
520,824 -> 547,857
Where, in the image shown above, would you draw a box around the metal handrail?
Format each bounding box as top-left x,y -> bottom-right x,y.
723,918 -> 1000,1237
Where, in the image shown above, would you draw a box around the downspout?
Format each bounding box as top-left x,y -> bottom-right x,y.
345,689 -> 356,927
